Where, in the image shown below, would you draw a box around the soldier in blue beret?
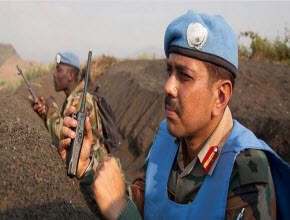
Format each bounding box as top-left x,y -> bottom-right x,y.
32,51 -> 113,180
60,10 -> 289,220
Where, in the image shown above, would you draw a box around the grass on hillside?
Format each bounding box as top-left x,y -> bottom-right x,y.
137,53 -> 157,60
2,63 -> 55,93
24,64 -> 52,81
80,55 -> 118,83
239,28 -> 289,64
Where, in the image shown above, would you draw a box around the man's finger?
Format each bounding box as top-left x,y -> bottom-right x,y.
39,96 -> 46,105
59,138 -> 71,160
63,116 -> 77,128
59,138 -> 71,149
64,106 -> 75,117
38,106 -> 45,112
60,126 -> 76,139
33,104 -> 39,111
39,108 -> 46,115
84,116 -> 92,141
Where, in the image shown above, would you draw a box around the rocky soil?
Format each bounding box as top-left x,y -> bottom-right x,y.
0,90 -> 101,219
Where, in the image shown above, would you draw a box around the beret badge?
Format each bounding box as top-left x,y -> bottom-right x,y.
187,23 -> 208,50
56,54 -> 61,64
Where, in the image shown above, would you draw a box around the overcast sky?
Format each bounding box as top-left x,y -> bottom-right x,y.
0,0 -> 289,64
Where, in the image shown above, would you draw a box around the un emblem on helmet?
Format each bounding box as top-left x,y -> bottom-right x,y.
187,23 -> 208,50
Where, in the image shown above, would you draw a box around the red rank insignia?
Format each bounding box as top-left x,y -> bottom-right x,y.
202,146 -> 219,173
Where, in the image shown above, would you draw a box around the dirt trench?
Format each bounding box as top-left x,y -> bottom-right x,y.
0,89 -> 101,219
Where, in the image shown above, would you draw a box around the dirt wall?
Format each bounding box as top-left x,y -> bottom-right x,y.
0,90 -> 100,219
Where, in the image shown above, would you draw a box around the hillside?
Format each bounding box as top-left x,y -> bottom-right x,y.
0,43 -> 45,91
0,43 -> 19,66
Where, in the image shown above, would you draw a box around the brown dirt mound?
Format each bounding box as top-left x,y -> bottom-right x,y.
0,90 -> 101,219
96,60 -> 167,180
80,55 -> 119,85
0,43 -> 19,66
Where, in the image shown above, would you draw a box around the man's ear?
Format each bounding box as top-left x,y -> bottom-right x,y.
67,68 -> 74,82
212,80 -> 232,117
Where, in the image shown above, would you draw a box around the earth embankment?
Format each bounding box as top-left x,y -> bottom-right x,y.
0,90 -> 100,219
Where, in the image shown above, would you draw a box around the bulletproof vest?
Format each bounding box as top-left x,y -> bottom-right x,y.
144,120 -> 290,220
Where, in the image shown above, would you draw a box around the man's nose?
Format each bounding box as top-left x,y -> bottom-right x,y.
164,75 -> 177,98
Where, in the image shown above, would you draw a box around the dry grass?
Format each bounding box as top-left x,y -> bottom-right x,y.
239,28 -> 289,64
0,57 -> 50,93
80,55 -> 119,83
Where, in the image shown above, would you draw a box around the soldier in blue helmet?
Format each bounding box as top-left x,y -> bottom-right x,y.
32,51 -> 110,180
60,10 -> 289,220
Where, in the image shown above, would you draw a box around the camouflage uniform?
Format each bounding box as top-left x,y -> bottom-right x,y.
46,80 -> 108,161
119,107 -> 276,220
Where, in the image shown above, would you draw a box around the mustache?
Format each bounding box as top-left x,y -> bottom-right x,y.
165,95 -> 181,116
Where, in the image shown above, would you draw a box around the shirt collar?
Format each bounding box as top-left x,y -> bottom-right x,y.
66,80 -> 85,104
178,106 -> 233,176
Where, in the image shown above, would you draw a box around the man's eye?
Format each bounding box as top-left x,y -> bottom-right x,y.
179,72 -> 190,80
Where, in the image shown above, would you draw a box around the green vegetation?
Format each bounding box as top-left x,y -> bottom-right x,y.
0,81 -> 17,93
1,63 -> 55,94
5,83 -> 17,93
24,63 -> 55,81
137,53 -> 156,60
239,28 -> 289,64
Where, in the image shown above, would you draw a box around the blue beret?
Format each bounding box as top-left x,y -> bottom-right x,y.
55,51 -> 80,70
164,10 -> 238,77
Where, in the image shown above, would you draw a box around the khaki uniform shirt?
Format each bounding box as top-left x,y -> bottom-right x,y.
46,81 -> 108,161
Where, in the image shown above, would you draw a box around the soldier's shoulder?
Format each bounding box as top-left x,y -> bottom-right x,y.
71,91 -> 95,109
234,149 -> 269,186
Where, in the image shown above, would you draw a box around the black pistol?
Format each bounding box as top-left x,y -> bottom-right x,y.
67,51 -> 92,177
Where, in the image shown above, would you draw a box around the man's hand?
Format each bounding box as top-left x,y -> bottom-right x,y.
33,96 -> 46,117
59,106 -> 93,179
92,157 -> 127,220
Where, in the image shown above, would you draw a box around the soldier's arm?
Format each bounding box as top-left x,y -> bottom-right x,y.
70,94 -> 135,216
101,162 -> 146,220
79,149 -> 146,220
225,149 -> 276,220
128,163 -> 147,216
46,98 -> 63,141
